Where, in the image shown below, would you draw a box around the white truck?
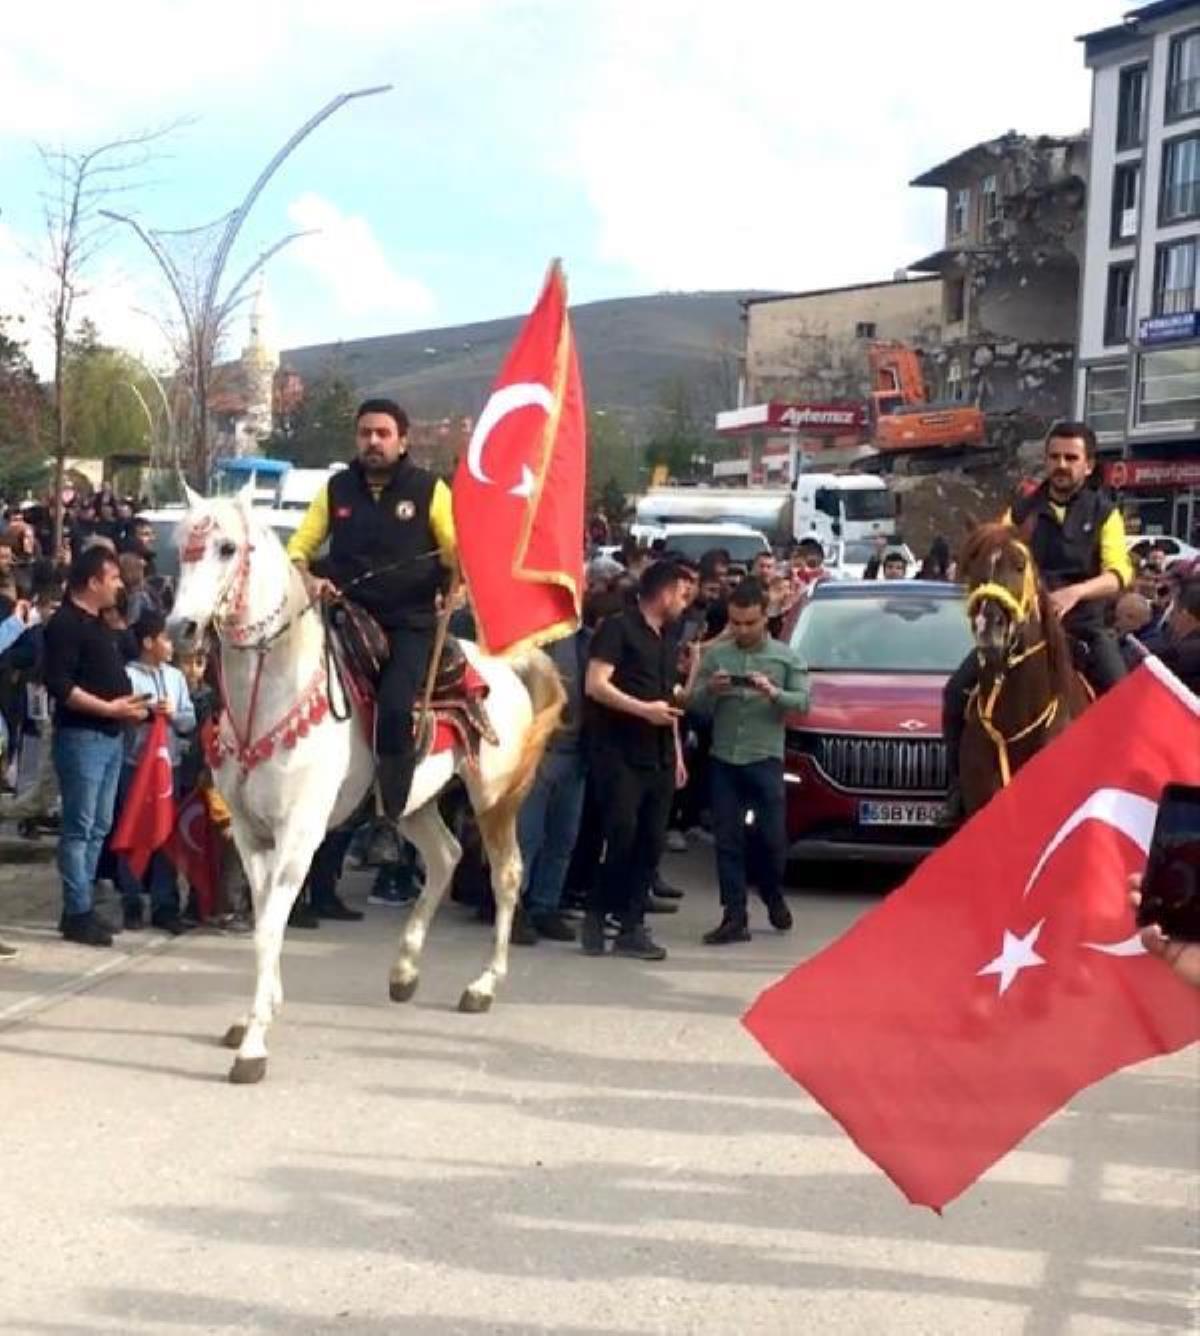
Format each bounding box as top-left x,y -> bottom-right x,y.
632,474 -> 897,552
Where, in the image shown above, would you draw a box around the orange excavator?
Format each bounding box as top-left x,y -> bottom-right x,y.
867,341 -> 987,465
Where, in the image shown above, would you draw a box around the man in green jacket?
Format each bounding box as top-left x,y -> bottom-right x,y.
687,578 -> 809,945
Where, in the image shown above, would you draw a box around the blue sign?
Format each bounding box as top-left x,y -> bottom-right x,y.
1138,311 -> 1200,345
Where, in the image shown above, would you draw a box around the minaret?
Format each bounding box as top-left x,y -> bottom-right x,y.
236,270 -> 279,455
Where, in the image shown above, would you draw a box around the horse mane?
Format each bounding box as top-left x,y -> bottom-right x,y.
958,521 -> 1019,580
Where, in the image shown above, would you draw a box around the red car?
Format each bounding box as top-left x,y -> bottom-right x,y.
785,580 -> 973,864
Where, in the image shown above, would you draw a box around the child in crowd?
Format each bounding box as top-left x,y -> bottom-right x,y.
114,611 -> 196,933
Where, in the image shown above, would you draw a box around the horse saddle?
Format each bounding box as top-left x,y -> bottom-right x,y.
327,601 -> 498,768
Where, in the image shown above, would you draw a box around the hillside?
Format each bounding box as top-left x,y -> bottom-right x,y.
281,290 -> 773,435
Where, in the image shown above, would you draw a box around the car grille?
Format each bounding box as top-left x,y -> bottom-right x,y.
795,732 -> 948,793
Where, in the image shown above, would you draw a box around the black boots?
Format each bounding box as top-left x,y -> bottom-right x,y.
377,754 -> 415,821
703,914 -> 752,946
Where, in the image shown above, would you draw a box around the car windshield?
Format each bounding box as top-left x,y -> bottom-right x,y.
841,490 -> 895,522
838,540 -> 881,565
665,532 -> 767,564
791,593 -> 972,672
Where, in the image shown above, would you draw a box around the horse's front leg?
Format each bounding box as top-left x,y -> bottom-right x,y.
220,820 -> 272,1054
389,802 -> 461,1003
229,825 -> 326,1085
460,806 -> 522,1014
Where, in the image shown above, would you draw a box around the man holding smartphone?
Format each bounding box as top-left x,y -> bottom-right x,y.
686,578 -> 809,945
44,548 -> 149,947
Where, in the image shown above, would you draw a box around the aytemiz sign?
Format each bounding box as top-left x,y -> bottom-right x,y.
1138,311 -> 1200,345
715,400 -> 869,437
1105,459 -> 1200,489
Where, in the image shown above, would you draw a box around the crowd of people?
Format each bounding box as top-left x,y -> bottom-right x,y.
1,409 -> 1198,973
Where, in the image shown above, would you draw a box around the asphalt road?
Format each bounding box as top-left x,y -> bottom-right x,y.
0,846 -> 1196,1335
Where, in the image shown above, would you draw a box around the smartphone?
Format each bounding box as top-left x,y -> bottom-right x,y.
1136,783 -> 1200,942
727,674 -> 754,688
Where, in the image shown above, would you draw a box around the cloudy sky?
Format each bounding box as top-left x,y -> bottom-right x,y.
0,0 -> 1126,373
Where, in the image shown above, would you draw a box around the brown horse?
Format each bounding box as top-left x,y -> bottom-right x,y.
959,524 -> 1092,814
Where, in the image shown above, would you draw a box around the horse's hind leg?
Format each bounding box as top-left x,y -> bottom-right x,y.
229,826 -> 325,1084
459,805 -> 521,1014
389,802 -> 461,1003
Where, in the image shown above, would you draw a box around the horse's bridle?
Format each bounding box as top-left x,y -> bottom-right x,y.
964,541 -> 1059,785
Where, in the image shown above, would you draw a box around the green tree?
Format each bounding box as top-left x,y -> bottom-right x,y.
61,320 -> 159,464
266,372 -> 357,467
0,316 -> 50,497
586,409 -> 638,519
642,375 -> 718,483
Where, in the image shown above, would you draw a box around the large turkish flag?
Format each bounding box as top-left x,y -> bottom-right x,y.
110,712 -> 176,880
744,659 -> 1200,1210
452,262 -> 585,655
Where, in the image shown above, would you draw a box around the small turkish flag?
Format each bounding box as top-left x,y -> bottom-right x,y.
168,787 -> 222,919
110,712 -> 176,880
452,262 -> 585,654
744,660 -> 1200,1211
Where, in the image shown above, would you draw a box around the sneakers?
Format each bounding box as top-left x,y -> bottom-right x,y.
289,900 -> 321,929
510,905 -> 540,947
580,912 -> 607,956
151,909 -> 190,937
367,879 -> 420,907
532,912 -> 577,943
703,914 -> 752,946
314,894 -> 364,922
612,926 -> 668,961
653,878 -> 685,901
645,894 -> 679,915
62,911 -> 113,948
665,829 -> 688,854
123,901 -> 145,931
0,940 -> 17,961
765,897 -> 794,932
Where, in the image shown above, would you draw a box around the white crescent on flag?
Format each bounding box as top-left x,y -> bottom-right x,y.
1021,787 -> 1158,957
466,382 -> 553,497
179,798 -> 206,856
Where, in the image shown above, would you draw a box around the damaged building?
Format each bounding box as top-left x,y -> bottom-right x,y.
908,131 -> 1090,429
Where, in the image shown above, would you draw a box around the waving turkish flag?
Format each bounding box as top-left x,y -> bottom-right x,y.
745,660 -> 1200,1211
452,262 -> 585,654
110,712 -> 176,879
168,787 -> 221,919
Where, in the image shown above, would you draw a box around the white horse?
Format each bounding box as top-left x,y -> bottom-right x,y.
167,487 -> 564,1084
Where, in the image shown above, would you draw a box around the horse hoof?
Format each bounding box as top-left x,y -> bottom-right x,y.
221,1024 -> 246,1050
228,1056 -> 268,1085
458,989 -> 493,1014
389,977 -> 419,1003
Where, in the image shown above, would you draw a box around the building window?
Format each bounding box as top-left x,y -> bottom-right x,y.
1137,347 -> 1200,426
980,174 -> 999,229
1111,162 -> 1140,243
1166,28 -> 1200,122
946,277 -> 966,324
1117,64 -> 1147,150
1085,364 -> 1129,437
950,188 -> 970,238
855,321 -> 877,339
1104,263 -> 1134,345
1161,134 -> 1200,223
1153,239 -> 1197,316
947,360 -> 963,402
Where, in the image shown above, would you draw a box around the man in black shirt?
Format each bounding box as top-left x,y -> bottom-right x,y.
45,547 -> 149,946
583,560 -> 690,961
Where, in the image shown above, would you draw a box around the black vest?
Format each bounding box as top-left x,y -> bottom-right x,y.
1011,481 -> 1114,631
325,458 -> 444,629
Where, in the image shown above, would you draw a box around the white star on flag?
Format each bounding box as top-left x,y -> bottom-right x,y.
978,920 -> 1047,996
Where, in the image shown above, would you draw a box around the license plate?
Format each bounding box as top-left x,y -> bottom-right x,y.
859,799 -> 947,827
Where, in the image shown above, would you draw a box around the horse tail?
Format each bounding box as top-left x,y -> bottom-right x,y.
478,646 -> 566,838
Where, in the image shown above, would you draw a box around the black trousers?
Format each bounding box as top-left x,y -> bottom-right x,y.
943,624 -> 1127,784
303,825 -> 357,909
588,750 -> 675,932
377,624 -> 436,808
710,758 -> 786,916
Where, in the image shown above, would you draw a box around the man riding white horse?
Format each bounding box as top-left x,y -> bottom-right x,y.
287,397 -> 457,819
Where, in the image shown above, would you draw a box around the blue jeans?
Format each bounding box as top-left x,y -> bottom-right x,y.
710,757 -> 787,916
113,764 -> 181,915
517,748 -> 587,917
53,727 -> 124,917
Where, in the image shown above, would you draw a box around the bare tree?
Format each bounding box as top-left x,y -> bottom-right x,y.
103,86 -> 390,488
38,128 -> 175,549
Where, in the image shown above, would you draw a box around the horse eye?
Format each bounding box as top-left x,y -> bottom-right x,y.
217,540 -> 238,559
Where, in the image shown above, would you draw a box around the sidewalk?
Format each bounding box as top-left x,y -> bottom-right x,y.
0,830 -> 177,1028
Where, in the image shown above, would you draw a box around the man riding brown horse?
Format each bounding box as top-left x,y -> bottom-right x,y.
944,421 -> 1133,816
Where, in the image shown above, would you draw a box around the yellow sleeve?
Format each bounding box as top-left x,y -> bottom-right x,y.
1001,508 -> 1014,526
429,479 -> 458,568
1099,508 -> 1133,587
286,486 -> 330,564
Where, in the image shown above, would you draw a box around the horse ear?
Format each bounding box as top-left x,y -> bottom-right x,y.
183,483 -> 204,509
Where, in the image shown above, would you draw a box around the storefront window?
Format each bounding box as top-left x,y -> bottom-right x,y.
1085,364 -> 1129,436
1136,346 -> 1200,426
